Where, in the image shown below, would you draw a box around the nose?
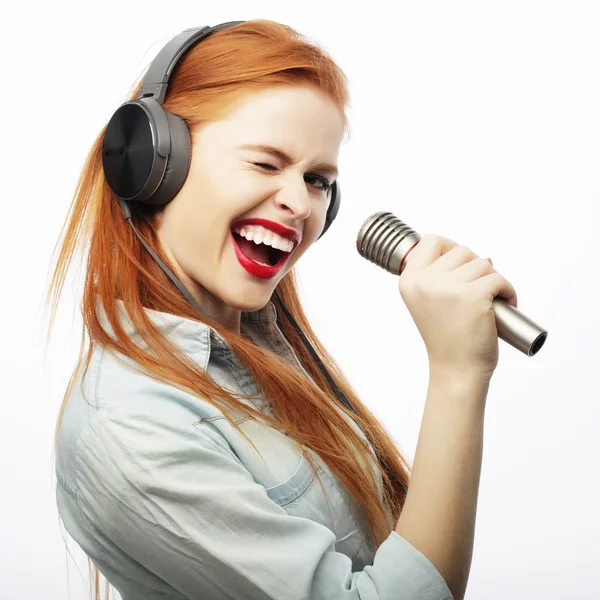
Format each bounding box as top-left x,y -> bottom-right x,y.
274,175 -> 312,221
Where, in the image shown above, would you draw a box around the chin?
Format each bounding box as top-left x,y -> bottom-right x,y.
225,289 -> 273,314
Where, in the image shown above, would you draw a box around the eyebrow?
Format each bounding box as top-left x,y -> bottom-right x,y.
239,144 -> 339,178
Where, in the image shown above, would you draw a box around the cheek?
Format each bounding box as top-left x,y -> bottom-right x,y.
292,231 -> 318,262
310,209 -> 328,242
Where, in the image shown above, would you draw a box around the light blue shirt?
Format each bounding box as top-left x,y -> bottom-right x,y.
55,299 -> 454,599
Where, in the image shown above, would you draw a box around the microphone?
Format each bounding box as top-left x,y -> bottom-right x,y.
356,211 -> 548,357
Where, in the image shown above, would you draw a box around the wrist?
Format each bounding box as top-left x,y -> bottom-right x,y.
426,366 -> 491,419
428,362 -> 493,391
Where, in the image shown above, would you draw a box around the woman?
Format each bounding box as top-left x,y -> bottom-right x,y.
49,20 -> 517,600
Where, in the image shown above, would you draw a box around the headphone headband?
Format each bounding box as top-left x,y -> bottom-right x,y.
139,23 -> 244,104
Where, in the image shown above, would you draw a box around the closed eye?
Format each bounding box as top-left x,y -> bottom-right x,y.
252,162 -> 332,193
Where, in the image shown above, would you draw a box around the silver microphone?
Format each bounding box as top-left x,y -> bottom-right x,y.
356,211 -> 548,357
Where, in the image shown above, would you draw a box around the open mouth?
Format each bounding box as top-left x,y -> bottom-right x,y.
231,231 -> 289,267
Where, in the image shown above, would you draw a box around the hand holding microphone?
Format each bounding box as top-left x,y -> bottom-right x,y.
356,212 -> 548,378
398,233 -> 518,380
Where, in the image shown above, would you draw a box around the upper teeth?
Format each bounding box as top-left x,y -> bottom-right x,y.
232,225 -> 294,253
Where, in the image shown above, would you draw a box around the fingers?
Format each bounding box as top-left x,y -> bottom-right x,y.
453,256 -> 518,309
402,233 -> 458,275
453,256 -> 497,282
473,272 -> 519,308
406,235 -> 489,274
430,243 -> 480,272
403,234 -> 517,308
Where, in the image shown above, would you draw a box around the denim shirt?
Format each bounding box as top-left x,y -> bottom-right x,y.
55,298 -> 454,600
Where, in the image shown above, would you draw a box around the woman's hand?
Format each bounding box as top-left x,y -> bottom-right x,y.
398,233 -> 518,381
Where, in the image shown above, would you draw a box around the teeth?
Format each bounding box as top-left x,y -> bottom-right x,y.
233,225 -> 294,253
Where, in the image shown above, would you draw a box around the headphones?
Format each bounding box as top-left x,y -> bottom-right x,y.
101,21 -> 341,241
100,22 -> 406,497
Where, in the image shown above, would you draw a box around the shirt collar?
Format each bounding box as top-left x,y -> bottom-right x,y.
94,296 -> 279,365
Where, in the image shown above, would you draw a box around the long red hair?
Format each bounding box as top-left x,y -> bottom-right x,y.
46,20 -> 412,600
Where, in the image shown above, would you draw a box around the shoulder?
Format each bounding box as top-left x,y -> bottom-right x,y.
89,343 -> 225,421
55,344 -> 229,493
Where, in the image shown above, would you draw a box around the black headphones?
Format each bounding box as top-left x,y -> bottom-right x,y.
100,22 -> 406,497
101,21 -> 341,240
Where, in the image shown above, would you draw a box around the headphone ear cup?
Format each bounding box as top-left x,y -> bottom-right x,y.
317,179 -> 341,240
145,111 -> 192,206
102,100 -> 191,206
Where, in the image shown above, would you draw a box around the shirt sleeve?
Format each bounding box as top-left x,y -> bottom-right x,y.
75,396 -> 454,600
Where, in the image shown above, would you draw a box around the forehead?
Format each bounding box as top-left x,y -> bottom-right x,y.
191,85 -> 345,171
225,85 -> 344,140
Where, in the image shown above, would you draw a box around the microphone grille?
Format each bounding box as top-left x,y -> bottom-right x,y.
356,211 -> 422,275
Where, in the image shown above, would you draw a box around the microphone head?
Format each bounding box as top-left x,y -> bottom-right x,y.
356,211 -> 422,275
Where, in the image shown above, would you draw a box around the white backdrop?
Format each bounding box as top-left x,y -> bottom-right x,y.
2,1 -> 598,598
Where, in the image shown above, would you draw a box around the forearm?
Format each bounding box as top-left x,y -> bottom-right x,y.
394,369 -> 490,600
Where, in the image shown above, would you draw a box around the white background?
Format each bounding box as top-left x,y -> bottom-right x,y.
1,1 -> 598,598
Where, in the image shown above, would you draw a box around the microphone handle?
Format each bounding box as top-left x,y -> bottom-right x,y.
357,212 -> 548,357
